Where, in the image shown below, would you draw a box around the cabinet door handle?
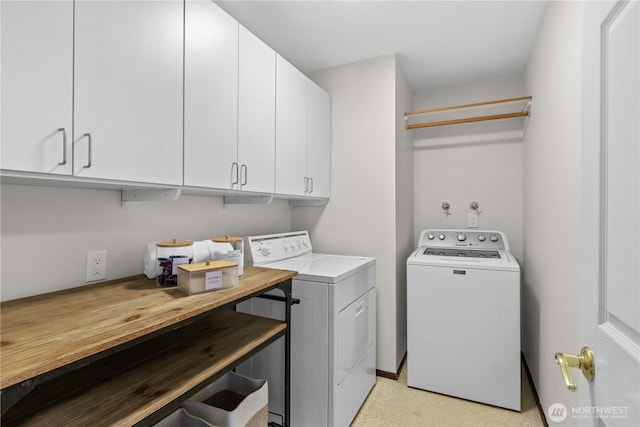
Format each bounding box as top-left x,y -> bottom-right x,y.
82,133 -> 92,168
231,162 -> 239,187
309,177 -> 314,194
304,177 -> 309,193
240,164 -> 247,188
57,128 -> 67,166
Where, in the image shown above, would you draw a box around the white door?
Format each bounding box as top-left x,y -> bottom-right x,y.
306,81 -> 331,198
578,1 -> 639,426
184,0 -> 239,189
0,0 -> 73,175
238,26 -> 276,193
275,55 -> 308,197
74,0 -> 183,185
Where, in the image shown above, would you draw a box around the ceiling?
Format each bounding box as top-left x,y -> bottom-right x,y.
215,0 -> 548,92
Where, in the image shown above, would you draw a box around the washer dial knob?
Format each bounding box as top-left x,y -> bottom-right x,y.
478,235 -> 486,242
438,234 -> 446,240
457,233 -> 466,242
427,233 -> 435,240
490,234 -> 499,242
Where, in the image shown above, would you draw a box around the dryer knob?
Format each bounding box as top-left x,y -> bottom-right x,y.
490,234 -> 499,242
438,234 -> 446,240
457,233 -> 466,242
260,247 -> 271,256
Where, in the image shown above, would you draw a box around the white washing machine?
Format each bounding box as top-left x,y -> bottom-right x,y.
406,229 -> 521,411
237,231 -> 376,427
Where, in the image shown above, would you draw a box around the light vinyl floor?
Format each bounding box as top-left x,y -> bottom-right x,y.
352,362 -> 546,427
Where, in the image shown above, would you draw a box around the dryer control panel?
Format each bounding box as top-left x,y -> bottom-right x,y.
245,231 -> 313,266
418,229 -> 509,251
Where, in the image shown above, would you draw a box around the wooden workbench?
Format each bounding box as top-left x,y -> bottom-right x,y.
1,266 -> 297,426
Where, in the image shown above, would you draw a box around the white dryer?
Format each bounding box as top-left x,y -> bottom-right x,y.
237,231 -> 376,427
406,229 -> 521,411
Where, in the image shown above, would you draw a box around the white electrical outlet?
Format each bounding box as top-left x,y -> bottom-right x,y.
467,212 -> 478,228
86,250 -> 107,282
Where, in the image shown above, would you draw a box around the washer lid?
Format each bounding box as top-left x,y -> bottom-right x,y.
264,253 -> 376,284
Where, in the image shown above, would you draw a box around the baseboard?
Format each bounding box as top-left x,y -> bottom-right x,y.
522,353 -> 548,427
376,352 -> 407,380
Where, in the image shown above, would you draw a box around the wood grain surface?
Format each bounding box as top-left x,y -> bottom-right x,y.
3,309 -> 286,426
0,266 -> 296,389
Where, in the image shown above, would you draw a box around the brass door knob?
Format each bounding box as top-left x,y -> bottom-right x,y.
554,346 -> 595,391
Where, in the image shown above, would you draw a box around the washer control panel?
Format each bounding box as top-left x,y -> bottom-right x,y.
418,229 -> 508,251
246,231 -> 312,265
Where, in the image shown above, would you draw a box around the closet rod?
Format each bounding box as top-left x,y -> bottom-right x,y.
406,111 -> 529,130
405,96 -> 533,116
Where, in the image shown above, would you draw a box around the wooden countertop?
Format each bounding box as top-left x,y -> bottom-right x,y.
0,266 -> 297,390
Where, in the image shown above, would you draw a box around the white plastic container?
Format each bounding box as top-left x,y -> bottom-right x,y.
182,372 -> 268,427
177,260 -> 238,295
153,408 -> 213,427
212,236 -> 244,276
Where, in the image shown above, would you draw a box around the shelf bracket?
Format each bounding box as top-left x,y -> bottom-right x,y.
223,194 -> 274,206
288,198 -> 329,208
1,378 -> 39,416
121,188 -> 182,208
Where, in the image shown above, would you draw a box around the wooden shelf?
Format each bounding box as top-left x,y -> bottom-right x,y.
0,267 -> 297,426
405,96 -> 532,130
2,310 -> 285,426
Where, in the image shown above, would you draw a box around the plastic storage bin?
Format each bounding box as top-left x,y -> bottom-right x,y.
153,408 -> 214,427
177,260 -> 238,295
156,239 -> 194,287
182,372 -> 268,427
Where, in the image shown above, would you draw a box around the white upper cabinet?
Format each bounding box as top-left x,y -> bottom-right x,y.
238,27 -> 276,193
1,0 -> 328,201
275,56 -> 308,197
1,0 -> 73,175
184,0 -> 239,189
306,81 -> 331,199
73,0 -> 184,185
274,57 -> 331,199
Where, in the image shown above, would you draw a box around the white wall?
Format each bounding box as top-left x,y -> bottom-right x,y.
395,60 -> 413,367
412,76 -> 525,262
0,184 -> 291,301
292,54 -> 407,374
523,0 -> 582,421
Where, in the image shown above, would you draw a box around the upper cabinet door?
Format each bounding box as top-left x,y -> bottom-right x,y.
1,0 -> 73,175
184,0 -> 239,189
307,82 -> 331,198
238,27 -> 276,194
74,0 -> 183,185
275,55 -> 308,197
